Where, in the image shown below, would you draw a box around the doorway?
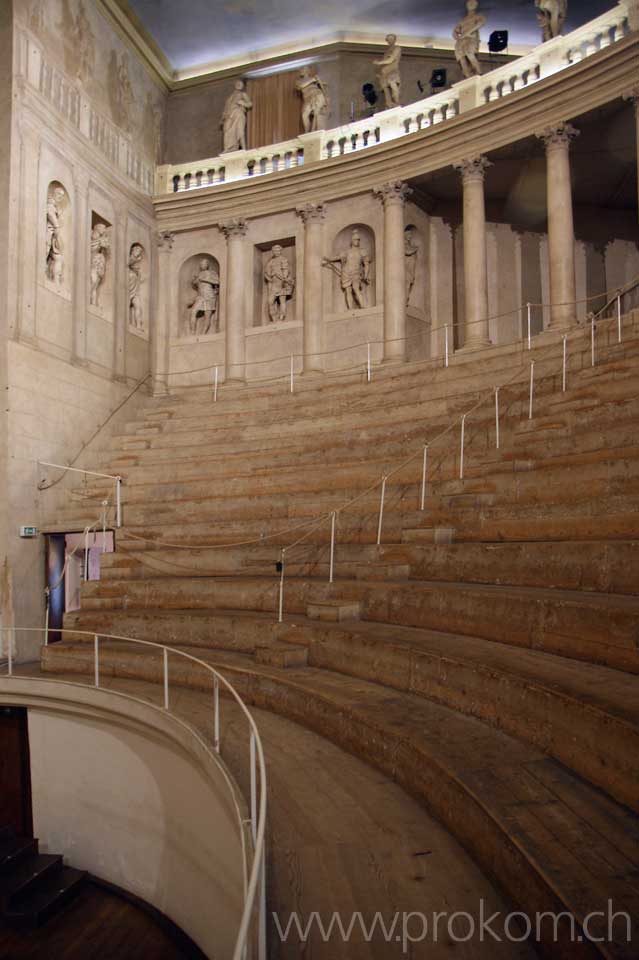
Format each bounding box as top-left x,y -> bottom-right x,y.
0,706 -> 33,836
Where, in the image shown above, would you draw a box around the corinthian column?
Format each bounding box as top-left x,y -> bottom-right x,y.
454,155 -> 491,350
538,122 -> 579,330
374,180 -> 411,363
220,219 -> 248,382
71,169 -> 90,366
624,90 -> 639,219
151,231 -> 174,397
296,202 -> 326,374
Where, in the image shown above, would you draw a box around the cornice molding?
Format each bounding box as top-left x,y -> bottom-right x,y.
153,34 -> 639,232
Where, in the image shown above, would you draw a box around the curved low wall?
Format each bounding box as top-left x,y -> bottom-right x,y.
0,678 -> 249,960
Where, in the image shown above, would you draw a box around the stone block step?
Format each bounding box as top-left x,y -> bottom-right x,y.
254,642 -> 308,668
306,600 -> 362,621
40,639 -> 639,959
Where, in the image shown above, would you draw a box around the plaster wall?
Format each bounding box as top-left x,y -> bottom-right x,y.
23,687 -> 245,960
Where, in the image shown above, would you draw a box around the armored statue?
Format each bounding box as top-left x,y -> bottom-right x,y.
453,0 -> 486,79
46,185 -> 66,288
404,230 -> 418,306
535,0 -> 567,41
128,244 -> 145,330
373,35 -> 402,109
187,258 -> 220,335
89,222 -> 110,308
323,230 -> 371,311
264,245 -> 295,323
222,80 -> 253,152
296,67 -> 330,132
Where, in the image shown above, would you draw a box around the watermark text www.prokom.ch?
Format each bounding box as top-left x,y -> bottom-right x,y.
273,900 -> 632,954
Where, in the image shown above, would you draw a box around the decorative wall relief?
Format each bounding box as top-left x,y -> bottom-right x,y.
405,226 -> 419,307
58,0 -> 95,85
324,226 -> 374,312
128,243 -> 146,332
89,214 -> 111,309
108,50 -> 135,134
45,181 -> 69,290
264,245 -> 295,322
186,257 -> 221,335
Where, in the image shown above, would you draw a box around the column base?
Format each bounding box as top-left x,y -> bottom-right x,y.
300,367 -> 324,378
380,354 -> 406,366
456,337 -> 492,354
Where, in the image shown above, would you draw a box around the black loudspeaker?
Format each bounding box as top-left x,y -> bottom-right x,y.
430,69 -> 447,90
488,30 -> 509,52
362,83 -> 377,106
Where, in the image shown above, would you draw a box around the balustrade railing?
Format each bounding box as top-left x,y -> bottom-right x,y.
158,1 -> 634,194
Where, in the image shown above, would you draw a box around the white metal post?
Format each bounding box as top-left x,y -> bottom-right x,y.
84,529 -> 90,581
116,478 -> 122,528
366,342 -> 371,382
420,445 -> 429,511
529,360 -> 535,420
591,316 -> 596,367
94,634 -> 100,688
213,678 -> 220,753
445,325 -> 449,367
617,293 -> 622,343
7,631 -> 13,677
527,302 -> 532,350
163,647 -> 169,710
258,849 -> 267,960
459,415 -> 466,480
278,550 -> 285,623
329,512 -> 336,583
494,388 -> 500,450
290,354 -> 294,393
562,336 -> 567,393
250,731 -> 257,844
44,589 -> 50,646
214,365 -> 219,403
376,476 -> 387,546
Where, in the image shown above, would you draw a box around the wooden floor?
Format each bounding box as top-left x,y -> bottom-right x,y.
0,878 -> 201,960
13,667 -> 535,959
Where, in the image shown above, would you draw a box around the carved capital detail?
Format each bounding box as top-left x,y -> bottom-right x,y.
373,180 -> 412,205
296,202 -> 327,224
219,218 -> 248,240
537,122 -> 580,151
157,231 -> 175,252
454,155 -> 492,182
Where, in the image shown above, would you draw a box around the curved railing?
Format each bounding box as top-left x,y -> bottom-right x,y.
157,1 -> 633,193
0,627 -> 267,960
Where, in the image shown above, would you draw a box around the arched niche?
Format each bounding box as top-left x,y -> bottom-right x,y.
128,243 -> 148,335
328,223 -> 376,313
45,181 -> 72,295
179,253 -> 222,338
89,211 -> 112,316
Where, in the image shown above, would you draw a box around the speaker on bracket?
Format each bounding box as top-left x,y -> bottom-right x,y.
430,68 -> 447,90
488,30 -> 509,52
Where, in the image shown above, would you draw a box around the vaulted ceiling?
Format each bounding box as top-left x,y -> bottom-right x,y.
124,0 -> 612,76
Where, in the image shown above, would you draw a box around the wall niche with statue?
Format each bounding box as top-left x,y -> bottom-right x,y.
252,238 -> 296,327
45,180 -> 72,298
179,253 -> 222,338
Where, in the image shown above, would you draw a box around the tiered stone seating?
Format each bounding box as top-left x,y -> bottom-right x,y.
42,314 -> 639,958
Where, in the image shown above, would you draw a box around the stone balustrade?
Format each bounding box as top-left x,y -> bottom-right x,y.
158,0 -> 634,195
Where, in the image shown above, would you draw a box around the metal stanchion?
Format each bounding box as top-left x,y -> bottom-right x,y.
562,336 -> 567,393
420,445 -> 429,511
214,365 -> 219,402
527,303 -> 532,350
278,550 -> 285,623
163,647 -> 169,710
459,415 -> 466,480
529,360 -> 535,420
367,343 -> 371,382
445,326 -> 449,367
376,477 -> 387,546
329,512 -> 336,583
494,388 -> 500,450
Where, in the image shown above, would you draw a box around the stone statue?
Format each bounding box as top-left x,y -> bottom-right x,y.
187,258 -> 220,335
296,67 -> 330,132
374,35 -> 402,109
404,230 -> 418,306
323,230 -> 371,311
264,245 -> 295,323
46,185 -> 66,289
535,0 -> 567,41
453,0 -> 486,79
128,244 -> 145,330
222,80 -> 253,152
89,222 -> 110,308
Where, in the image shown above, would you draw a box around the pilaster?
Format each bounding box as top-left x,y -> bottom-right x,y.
373,180 -> 411,363
296,202 -> 327,374
220,218 -> 249,382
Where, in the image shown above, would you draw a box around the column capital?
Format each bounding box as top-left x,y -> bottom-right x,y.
157,230 -> 175,252
219,218 -> 248,240
454,155 -> 492,183
373,180 -> 412,205
537,122 -> 579,151
296,202 -> 327,224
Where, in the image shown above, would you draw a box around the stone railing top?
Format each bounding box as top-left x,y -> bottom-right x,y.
157,0 -> 635,195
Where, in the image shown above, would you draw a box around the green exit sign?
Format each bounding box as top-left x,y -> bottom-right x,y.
19,526 -> 39,538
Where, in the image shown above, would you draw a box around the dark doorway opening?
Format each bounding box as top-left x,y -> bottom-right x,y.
0,706 -> 33,837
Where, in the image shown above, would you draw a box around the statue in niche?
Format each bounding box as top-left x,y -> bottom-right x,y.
296,67 -> 330,132
453,0 -> 486,78
46,185 -> 66,289
535,0 -> 567,41
90,222 -> 110,308
264,245 -> 295,323
187,258 -> 220,335
374,35 -> 402,109
323,230 -> 371,311
128,244 -> 145,330
222,80 -> 253,152
405,229 -> 418,307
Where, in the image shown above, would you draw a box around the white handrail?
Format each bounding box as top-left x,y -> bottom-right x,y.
1,626 -> 267,960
